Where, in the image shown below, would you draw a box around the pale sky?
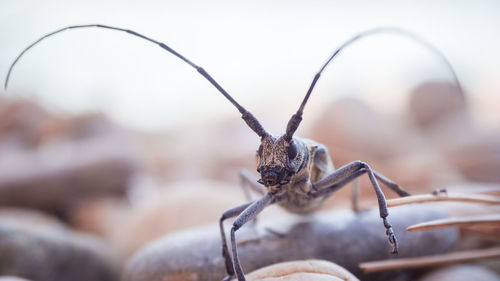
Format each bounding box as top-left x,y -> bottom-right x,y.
1,0 -> 499,131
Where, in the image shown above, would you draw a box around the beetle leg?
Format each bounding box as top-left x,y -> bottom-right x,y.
220,201 -> 254,280
229,193 -> 276,281
238,169 -> 266,236
310,160 -> 406,254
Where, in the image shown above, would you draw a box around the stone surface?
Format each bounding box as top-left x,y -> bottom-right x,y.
407,81 -> 500,184
0,208 -> 118,281
0,277 -> 32,281
0,99 -> 138,218
123,205 -> 458,281
110,181 -> 268,261
408,82 -> 466,130
305,97 -> 463,200
416,265 -> 500,281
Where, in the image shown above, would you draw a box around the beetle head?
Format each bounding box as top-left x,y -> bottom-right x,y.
256,134 -> 305,187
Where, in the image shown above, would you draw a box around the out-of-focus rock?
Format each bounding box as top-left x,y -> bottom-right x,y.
407,82 -> 500,183
0,277 -> 32,281
415,264 -> 499,281
0,208 -> 66,231
0,98 -> 120,148
306,97 -> 463,204
440,133 -> 500,183
308,98 -> 404,164
0,208 -> 118,281
408,82 -> 466,130
123,205 -> 458,281
68,179 -> 279,263
135,117 -> 258,183
0,98 -> 54,148
0,136 -> 136,216
67,197 -> 131,237
106,180 -> 282,262
237,259 -> 359,281
0,98 -> 138,218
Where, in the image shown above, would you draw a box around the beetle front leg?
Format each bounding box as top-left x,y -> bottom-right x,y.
220,201 -> 254,281
237,169 -> 267,236
229,193 -> 275,281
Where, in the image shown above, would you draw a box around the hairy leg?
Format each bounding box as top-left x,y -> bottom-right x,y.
238,169 -> 266,235
219,201 -> 254,280
373,171 -> 410,197
230,193 -> 276,281
311,160 -> 404,254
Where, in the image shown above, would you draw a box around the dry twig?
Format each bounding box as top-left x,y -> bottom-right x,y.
387,192 -> 500,207
406,214 -> 500,232
359,247 -> 500,273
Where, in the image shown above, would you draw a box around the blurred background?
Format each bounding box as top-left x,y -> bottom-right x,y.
0,1 -> 499,280
1,0 -> 499,130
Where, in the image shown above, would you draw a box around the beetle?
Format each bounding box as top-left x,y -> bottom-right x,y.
4,25 -> 462,281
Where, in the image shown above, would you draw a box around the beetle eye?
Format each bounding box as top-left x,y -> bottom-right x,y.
287,142 -> 297,159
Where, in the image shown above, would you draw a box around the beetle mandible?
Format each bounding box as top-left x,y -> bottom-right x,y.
4,25 -> 463,281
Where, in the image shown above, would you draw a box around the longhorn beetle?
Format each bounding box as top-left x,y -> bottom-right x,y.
5,25 -> 463,281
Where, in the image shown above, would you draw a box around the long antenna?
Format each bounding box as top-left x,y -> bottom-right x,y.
285,27 -> 464,140
4,24 -> 268,138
